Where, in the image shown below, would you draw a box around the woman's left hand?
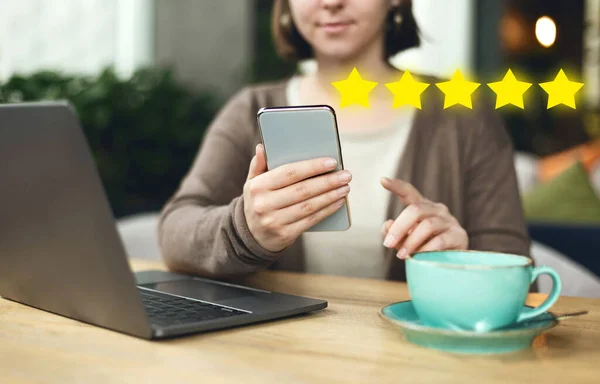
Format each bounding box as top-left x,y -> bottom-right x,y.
380,177 -> 469,259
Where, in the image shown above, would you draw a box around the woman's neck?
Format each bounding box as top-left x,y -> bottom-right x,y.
294,41 -> 409,134
309,45 -> 397,97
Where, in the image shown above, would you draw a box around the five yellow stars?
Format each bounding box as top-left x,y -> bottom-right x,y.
331,67 -> 584,110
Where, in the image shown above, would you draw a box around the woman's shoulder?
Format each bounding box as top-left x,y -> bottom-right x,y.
207,78 -> 292,143
227,78 -> 290,109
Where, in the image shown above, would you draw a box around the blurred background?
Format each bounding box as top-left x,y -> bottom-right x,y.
1,0 -> 599,294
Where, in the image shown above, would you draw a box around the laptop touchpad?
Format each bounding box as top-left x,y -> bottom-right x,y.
140,279 -> 260,302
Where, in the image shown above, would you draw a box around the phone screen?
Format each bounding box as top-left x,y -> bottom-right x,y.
256,105 -> 350,231
257,105 -> 344,172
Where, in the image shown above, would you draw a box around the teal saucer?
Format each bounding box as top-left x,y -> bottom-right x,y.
379,300 -> 558,354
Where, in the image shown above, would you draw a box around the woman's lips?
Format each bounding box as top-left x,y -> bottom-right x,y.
319,22 -> 353,34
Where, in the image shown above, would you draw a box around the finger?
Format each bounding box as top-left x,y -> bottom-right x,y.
396,217 -> 450,259
247,157 -> 259,181
383,202 -> 439,249
417,229 -> 463,253
286,198 -> 346,235
381,220 -> 394,237
277,184 -> 350,225
380,177 -> 425,206
247,144 -> 267,180
264,157 -> 339,190
267,169 -> 352,210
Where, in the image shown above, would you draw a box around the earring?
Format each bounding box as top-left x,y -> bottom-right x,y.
280,13 -> 291,27
394,12 -> 403,25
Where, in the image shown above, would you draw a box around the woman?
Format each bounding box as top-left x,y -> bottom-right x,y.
157,0 -> 530,280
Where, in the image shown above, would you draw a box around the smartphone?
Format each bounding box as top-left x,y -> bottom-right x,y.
256,105 -> 351,232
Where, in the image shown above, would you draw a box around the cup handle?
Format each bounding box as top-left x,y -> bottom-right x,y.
517,266 -> 562,322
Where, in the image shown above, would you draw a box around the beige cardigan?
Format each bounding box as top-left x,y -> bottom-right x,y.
157,77 -> 531,281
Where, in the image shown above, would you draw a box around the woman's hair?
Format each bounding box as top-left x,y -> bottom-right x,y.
271,0 -> 421,61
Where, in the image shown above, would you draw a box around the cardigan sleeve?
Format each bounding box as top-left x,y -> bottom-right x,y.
157,87 -> 284,278
462,99 -> 531,258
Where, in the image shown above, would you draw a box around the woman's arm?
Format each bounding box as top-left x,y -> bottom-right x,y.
157,87 -> 282,278
462,101 -> 531,257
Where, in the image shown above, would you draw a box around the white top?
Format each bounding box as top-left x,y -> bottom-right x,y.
286,77 -> 415,278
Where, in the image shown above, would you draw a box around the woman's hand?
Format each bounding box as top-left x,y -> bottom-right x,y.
380,177 -> 468,259
243,144 -> 352,253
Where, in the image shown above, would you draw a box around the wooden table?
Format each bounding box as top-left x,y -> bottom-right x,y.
1,259 -> 599,383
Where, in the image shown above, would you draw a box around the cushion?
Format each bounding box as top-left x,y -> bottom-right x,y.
538,140 -> 600,182
522,161 -> 600,224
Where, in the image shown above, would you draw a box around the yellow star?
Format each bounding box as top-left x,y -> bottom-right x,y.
539,69 -> 584,109
435,70 -> 480,109
331,67 -> 378,108
385,70 -> 430,109
487,69 -> 532,109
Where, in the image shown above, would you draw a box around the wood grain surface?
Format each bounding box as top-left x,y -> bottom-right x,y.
0,259 -> 598,383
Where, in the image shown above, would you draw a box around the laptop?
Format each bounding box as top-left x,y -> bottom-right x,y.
0,101 -> 327,340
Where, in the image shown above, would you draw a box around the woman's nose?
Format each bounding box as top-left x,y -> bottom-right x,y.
321,0 -> 345,11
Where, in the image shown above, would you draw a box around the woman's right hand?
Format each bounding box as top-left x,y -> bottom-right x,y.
243,144 -> 352,253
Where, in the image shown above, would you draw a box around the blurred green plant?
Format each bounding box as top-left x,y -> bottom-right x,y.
0,67 -> 222,218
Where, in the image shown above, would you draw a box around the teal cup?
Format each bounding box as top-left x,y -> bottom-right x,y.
405,250 -> 562,332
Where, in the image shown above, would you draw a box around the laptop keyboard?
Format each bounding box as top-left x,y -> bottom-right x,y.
139,289 -> 246,327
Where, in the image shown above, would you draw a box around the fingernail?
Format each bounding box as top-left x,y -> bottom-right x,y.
337,185 -> 350,195
397,248 -> 407,259
383,234 -> 395,248
335,199 -> 345,207
324,159 -> 338,169
338,171 -> 352,182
